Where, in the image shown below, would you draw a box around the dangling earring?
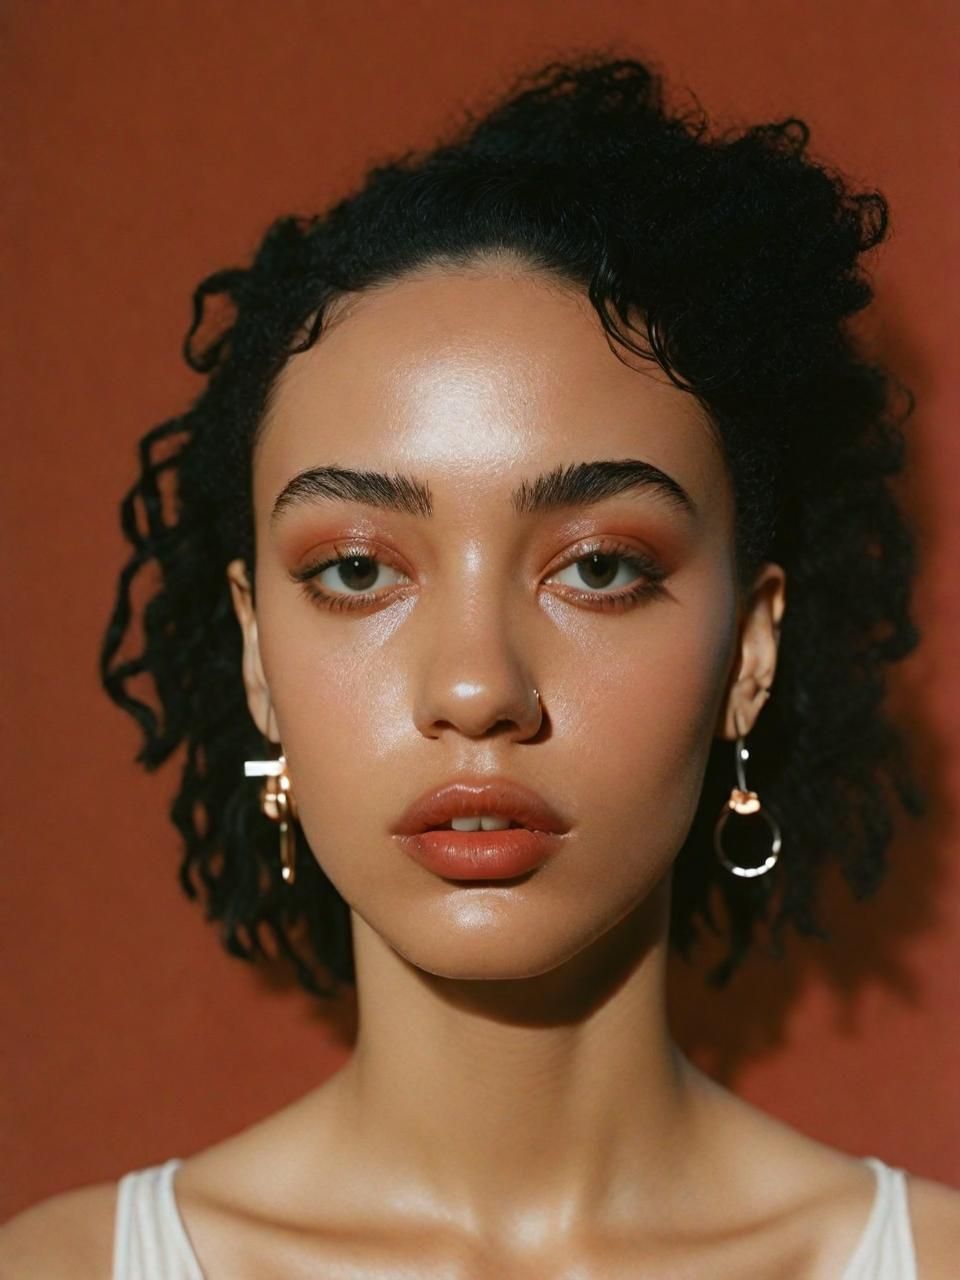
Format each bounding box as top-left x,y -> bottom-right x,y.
714,702 -> 781,879
244,700 -> 299,885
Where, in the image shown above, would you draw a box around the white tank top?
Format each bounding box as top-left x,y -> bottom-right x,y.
111,1154 -> 918,1278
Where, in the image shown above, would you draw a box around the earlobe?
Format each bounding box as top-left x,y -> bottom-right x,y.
226,558 -> 274,740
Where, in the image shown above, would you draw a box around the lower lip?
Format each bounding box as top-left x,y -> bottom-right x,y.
397,828 -> 562,880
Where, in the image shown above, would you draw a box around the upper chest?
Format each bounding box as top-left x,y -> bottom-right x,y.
173,1192 -> 872,1280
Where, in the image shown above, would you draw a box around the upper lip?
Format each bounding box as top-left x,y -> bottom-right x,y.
392,776 -> 571,836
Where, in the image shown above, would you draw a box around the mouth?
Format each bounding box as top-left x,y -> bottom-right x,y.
392,776 -> 570,839
391,776 -> 570,878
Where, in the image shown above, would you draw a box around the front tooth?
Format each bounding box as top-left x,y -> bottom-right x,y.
449,814 -> 512,831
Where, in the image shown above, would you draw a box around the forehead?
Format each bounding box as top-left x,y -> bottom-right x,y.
255,266 -> 728,523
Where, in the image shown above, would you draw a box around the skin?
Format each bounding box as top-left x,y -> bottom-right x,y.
4,262 -> 960,1277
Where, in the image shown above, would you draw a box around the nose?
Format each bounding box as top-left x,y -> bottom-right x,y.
415,676 -> 544,742
412,585 -> 546,741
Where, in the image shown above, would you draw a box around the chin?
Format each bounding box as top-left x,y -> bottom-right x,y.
387,908 -> 623,983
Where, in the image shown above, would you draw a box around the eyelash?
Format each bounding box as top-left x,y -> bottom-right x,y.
292,539 -> 669,614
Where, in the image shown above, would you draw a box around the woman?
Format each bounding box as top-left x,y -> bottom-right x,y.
3,53 -> 958,1278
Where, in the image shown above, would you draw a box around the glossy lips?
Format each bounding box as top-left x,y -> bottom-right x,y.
392,778 -> 570,881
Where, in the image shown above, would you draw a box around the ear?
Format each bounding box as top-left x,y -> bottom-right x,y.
226,558 -> 279,742
717,561 -> 787,741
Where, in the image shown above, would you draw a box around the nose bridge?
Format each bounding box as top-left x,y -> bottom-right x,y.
412,536 -> 540,737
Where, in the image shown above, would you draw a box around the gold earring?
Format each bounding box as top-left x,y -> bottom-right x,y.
244,699 -> 299,885
713,706 -> 781,879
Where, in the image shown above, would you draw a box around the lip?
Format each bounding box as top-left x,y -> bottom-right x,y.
399,827 -> 563,881
391,776 -> 571,837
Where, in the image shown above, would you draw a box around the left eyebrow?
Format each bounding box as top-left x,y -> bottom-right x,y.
270,458 -> 697,524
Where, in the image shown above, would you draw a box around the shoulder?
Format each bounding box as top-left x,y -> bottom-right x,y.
905,1172 -> 960,1279
683,1063 -> 960,1275
0,1181 -> 117,1280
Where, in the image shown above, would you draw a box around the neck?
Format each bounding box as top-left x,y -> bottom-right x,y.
331,876 -> 704,1240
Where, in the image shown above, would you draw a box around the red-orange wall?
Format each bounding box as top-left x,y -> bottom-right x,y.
2,0 -> 958,1217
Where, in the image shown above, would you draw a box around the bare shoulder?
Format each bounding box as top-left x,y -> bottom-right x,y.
681,1060 -> 960,1277
906,1172 -> 960,1279
0,1181 -> 117,1280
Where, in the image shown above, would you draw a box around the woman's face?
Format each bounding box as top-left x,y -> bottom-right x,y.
230,265 -> 757,981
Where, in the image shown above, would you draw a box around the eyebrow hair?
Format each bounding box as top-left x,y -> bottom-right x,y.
270,458 -> 697,524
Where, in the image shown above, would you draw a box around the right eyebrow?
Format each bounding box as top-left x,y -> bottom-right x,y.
270,458 -> 697,524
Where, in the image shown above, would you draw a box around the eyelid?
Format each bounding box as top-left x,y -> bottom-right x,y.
292,536 -> 662,580
547,535 -> 664,575
291,540 -> 408,582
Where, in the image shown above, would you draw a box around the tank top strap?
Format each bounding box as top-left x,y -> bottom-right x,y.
839,1156 -> 918,1279
112,1157 -> 205,1280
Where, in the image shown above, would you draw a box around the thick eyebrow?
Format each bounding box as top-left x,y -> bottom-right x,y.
271,458 -> 697,524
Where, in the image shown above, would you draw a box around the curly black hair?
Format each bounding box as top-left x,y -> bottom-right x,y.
101,54 -> 923,997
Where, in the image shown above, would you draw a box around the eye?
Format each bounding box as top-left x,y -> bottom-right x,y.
545,541 -> 668,612
292,539 -> 668,615
293,545 -> 411,612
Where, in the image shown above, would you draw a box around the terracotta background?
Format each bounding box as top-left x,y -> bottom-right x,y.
2,0 -> 958,1218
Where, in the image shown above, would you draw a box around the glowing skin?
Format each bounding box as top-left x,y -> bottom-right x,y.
234,267 -> 763,986
214,265 -> 897,1277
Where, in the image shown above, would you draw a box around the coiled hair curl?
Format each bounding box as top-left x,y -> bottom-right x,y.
101,54 -> 923,996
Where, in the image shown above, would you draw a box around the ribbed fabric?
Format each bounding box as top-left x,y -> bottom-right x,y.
111,1158 -> 203,1280
839,1157 -> 918,1279
111,1153 -> 918,1279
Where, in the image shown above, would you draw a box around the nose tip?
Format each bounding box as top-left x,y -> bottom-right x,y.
416,682 -> 544,742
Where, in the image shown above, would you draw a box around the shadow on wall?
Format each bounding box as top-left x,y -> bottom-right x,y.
668,286 -> 958,1085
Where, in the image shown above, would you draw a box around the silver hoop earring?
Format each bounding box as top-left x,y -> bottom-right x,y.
713,715 -> 781,879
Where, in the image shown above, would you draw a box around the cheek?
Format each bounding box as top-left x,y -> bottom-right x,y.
562,565 -> 737,844
253,583 -> 406,852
